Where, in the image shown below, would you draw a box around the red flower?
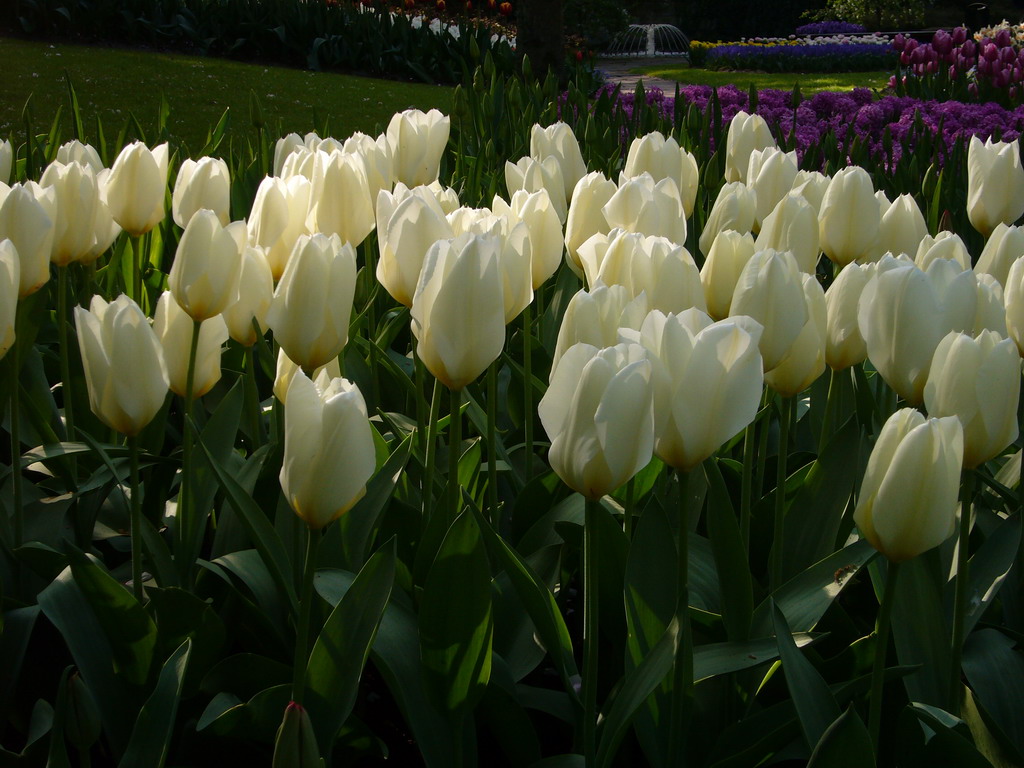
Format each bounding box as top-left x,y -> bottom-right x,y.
498,1 -> 512,14
487,0 -> 495,9
575,50 -> 583,61
437,0 -> 445,9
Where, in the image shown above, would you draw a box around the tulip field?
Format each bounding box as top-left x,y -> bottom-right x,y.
3,49 -> 1024,768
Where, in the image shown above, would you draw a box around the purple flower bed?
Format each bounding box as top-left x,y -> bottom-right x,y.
705,42 -> 895,72
595,83 -> 1024,167
892,27 -> 1024,106
795,21 -> 868,35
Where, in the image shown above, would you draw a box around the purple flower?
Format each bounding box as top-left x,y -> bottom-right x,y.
583,83 -> 1024,171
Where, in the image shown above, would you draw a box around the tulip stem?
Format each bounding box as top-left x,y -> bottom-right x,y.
523,302 -> 535,481
949,470 -> 976,714
243,343 -> 264,447
668,469 -> 694,766
819,367 -> 840,455
422,377 -> 443,521
771,396 -> 793,591
179,318 -> 202,582
1018,376 -> 1023,512
740,420 -> 755,552
868,560 -> 900,754
449,387 -> 463,522
292,526 -> 321,705
271,340 -> 285,448
583,496 -> 601,766
130,234 -> 143,305
128,435 -> 144,602
57,266 -> 76,475
8,329 -> 23,548
363,235 -> 380,410
415,350 -> 427,461
486,362 -> 499,526
754,392 -> 773,508
623,476 -> 636,539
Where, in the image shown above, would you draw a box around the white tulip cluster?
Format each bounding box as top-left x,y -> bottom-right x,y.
12,99 -> 1024,557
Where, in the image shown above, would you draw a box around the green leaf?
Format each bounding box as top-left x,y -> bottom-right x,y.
780,417 -> 862,580
961,629 -> 1024,760
419,510 -> 493,721
589,497 -> 630,645
209,549 -> 289,640
624,501 -> 676,666
200,653 -> 291,701
338,435 -> 412,570
694,634 -> 815,683
529,757 -> 585,768
705,459 -> 752,640
196,434 -> 297,612
46,667 -> 73,768
478,682 -> 542,766
965,514 -> 1021,637
491,550 -> 551,682
896,703 -> 992,768
518,493 -> 583,556
472,505 -> 579,698
0,605 -> 38,707
772,601 -> 840,748
315,571 -> 454,766
891,552 -> 950,708
596,618 -> 679,768
145,587 -> 226,690
37,567 -> 138,755
197,692 -> 243,733
117,639 -> 192,768
305,542 -> 395,750
200,107 -> 231,155
140,517 -> 178,590
68,549 -> 158,687
752,539 -> 875,636
184,381 -> 245,568
195,684 -> 291,742
807,705 -> 875,768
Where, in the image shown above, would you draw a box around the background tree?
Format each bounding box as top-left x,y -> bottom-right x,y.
517,0 -> 565,80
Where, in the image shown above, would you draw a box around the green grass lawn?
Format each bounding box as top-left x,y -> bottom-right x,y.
630,66 -> 891,95
0,37 -> 454,152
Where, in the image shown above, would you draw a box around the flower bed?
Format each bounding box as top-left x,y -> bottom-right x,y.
595,82 -> 1024,168
2,56 -> 1024,767
706,40 -> 896,72
689,31 -> 890,67
892,25 -> 1024,107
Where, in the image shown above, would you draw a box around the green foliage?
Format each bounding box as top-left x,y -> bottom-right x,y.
805,0 -> 926,30
563,0 -> 630,51
676,0 -> 811,39
13,0 -> 515,85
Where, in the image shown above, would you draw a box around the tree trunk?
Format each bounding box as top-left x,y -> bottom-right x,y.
516,0 -> 564,80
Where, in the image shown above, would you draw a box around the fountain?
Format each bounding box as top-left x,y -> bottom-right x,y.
605,23 -> 690,58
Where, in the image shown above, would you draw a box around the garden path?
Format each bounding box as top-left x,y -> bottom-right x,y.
595,55 -> 686,95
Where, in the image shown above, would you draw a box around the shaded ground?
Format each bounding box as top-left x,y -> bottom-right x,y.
0,37 -> 453,150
